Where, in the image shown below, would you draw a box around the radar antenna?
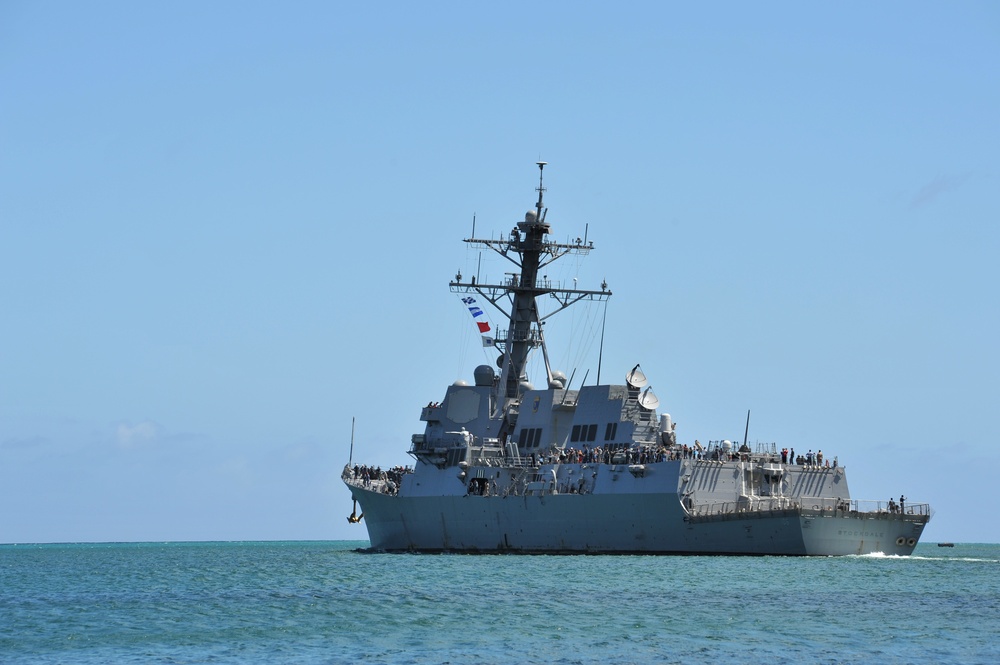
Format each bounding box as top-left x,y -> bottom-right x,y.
535,161 -> 547,223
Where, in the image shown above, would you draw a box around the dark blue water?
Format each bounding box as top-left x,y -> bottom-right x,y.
1,541 -> 997,664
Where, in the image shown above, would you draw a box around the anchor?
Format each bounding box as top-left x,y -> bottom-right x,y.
345,419 -> 364,524
346,499 -> 364,524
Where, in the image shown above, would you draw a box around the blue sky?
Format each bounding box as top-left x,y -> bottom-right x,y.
1,2 -> 997,544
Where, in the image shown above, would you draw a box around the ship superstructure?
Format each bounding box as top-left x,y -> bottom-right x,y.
343,164 -> 931,555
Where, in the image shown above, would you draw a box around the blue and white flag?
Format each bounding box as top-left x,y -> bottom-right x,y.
459,296 -> 491,334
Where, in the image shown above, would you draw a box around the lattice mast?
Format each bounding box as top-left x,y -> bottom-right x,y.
450,163 -> 611,424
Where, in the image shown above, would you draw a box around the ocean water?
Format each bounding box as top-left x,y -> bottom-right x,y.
1,541 -> 997,665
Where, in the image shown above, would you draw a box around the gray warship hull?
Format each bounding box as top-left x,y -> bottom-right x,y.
344,456 -> 930,556
342,164 -> 931,555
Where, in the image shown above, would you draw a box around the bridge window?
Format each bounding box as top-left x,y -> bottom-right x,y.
519,427 -> 543,448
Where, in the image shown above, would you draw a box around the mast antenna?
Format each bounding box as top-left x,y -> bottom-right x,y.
349,417 -> 356,466
535,161 -> 547,222
597,300 -> 607,385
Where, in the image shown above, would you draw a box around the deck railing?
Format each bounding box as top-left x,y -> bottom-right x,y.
687,496 -> 931,519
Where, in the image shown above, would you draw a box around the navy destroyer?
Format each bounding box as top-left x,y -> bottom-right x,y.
343,163 -> 931,555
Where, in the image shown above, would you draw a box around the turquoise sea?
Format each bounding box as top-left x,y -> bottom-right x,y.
1,541 -> 997,664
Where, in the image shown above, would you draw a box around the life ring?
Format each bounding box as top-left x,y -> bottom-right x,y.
907,538 -> 917,547
895,536 -> 906,546
812,505 -> 819,510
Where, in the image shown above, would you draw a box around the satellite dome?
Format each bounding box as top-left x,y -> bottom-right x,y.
549,370 -> 567,389
524,210 -> 537,223
474,365 -> 496,387
452,379 -> 470,387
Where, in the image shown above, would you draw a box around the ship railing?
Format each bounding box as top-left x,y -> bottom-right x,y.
342,465 -> 414,496
687,497 -> 802,517
687,496 -> 932,519
849,499 -> 932,517
695,441 -> 847,467
470,454 -> 536,468
754,441 -> 778,456
696,443 -> 787,465
343,475 -> 400,496
495,328 -> 542,345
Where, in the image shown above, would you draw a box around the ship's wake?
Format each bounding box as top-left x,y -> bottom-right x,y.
850,552 -> 999,563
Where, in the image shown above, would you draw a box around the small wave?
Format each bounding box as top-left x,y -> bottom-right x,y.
913,556 -> 1000,563
848,552 -> 1000,563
